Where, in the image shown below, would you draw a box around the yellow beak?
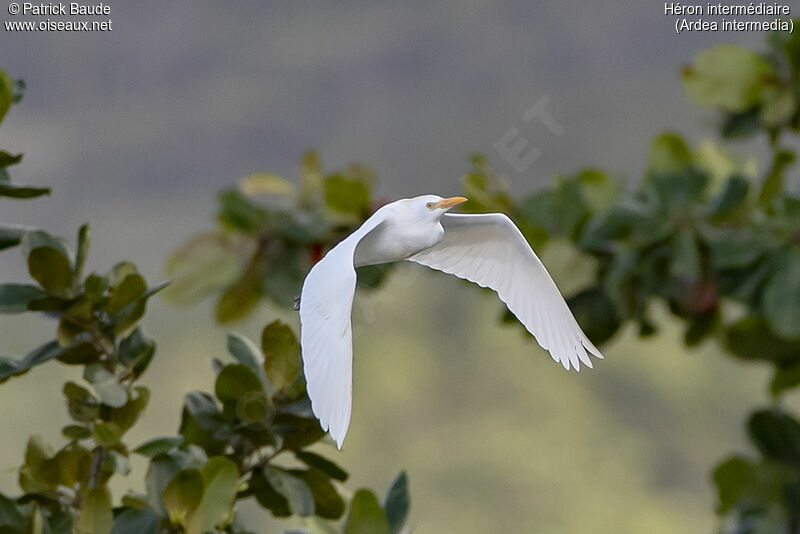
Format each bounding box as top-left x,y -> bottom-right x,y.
434,196 -> 468,209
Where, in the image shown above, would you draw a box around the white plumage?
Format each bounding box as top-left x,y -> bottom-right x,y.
299,195 -> 603,448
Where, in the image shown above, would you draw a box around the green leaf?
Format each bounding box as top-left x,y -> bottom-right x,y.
108,274 -> 146,315
710,176 -> 749,217
249,468 -> 290,517
92,422 -> 122,447
291,517 -> 340,534
184,457 -> 239,534
62,424 -> 91,441
240,172 -> 296,197
724,317 -> 800,365
383,471 -> 409,534
683,308 -> 719,347
461,158 -> 513,213
0,223 -> 34,252
720,108 -> 761,139
84,274 -> 109,301
57,298 -> 94,346
324,175 -> 370,217
262,241 -> 308,307
54,444 -> 92,488
107,385 -> 150,433
226,333 -> 266,382
0,182 -> 51,199
46,508 -> 74,534
0,151 -> 22,169
214,363 -> 272,425
344,489 -> 391,534
106,449 -> 131,477
0,284 -> 47,313
0,493 -> 26,532
295,452 -> 348,482
63,381 -> 100,422
762,246 -> 800,338
670,228 -> 701,281
75,225 -> 90,280
18,435 -> 55,493
682,44 -> 771,112
270,413 -> 325,450
550,177 -> 590,238
0,340 -> 65,384
214,364 -> 263,405
55,342 -> 101,366
770,364 -> 800,397
134,436 -> 184,457
646,133 -> 692,175
760,86 -> 796,127
162,469 -> 203,524
215,254 -> 263,323
760,150 -> 794,208
78,486 -> 113,534
108,262 -> 137,286
708,229 -> 769,270
145,448 -> 207,515
112,280 -> 166,338
94,382 -> 128,408
262,320 -> 302,391
356,263 -> 393,290
120,493 -> 151,509
28,247 -> 73,292
748,409 -> 800,466
520,179 -> 588,239
110,508 -> 160,534
30,503 -> 45,534
180,392 -> 231,451
293,469 -> 345,520
163,232 -> 254,306
300,150 -> 324,204
118,328 -> 155,381
712,456 -> 753,513
183,392 -> 225,431
84,364 -> 128,408
0,69 -> 13,124
21,231 -> 72,262
264,467 -> 315,517
239,391 -> 273,426
576,168 -> 620,214
217,189 -> 266,233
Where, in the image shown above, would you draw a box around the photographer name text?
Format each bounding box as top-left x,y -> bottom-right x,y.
15,2 -> 108,15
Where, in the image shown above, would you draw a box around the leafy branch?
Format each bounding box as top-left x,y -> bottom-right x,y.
0,67 -> 410,534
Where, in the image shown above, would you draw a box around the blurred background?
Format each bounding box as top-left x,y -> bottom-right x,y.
0,2 -> 789,532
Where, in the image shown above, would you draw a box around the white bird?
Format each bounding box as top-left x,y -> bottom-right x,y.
299,195 -> 603,448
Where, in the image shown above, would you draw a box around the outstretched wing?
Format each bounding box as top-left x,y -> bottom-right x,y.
299,217 -> 385,448
408,213 -> 603,370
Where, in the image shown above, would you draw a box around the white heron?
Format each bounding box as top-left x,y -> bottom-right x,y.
299,195 -> 603,448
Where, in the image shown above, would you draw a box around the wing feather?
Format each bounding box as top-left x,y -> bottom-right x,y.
408,213 -> 602,370
299,217 -> 385,448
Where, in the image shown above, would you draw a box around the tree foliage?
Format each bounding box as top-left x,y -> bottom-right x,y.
0,68 -> 408,534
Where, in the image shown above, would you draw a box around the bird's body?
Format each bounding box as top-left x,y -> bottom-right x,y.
354,200 -> 445,266
299,195 -> 603,448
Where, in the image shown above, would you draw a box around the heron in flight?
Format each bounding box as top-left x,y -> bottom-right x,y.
299,195 -> 603,448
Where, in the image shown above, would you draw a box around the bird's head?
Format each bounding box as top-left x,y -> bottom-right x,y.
401,195 -> 468,221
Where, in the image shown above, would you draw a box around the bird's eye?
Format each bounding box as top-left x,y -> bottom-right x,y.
426,202 -> 434,209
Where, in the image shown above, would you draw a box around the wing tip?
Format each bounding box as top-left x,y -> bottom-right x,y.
330,424 -> 348,449
556,339 -> 604,372
307,382 -> 350,449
